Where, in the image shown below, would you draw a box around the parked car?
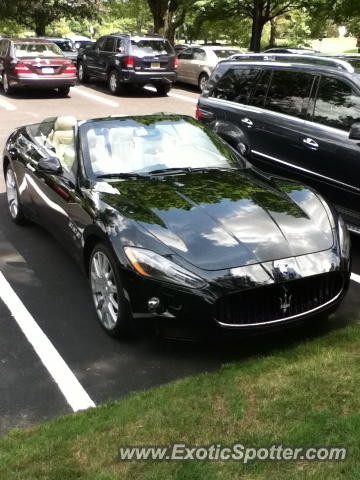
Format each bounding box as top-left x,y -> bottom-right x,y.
39,37 -> 78,62
3,113 -> 350,339
197,53 -> 360,233
177,45 -> 241,91
0,38 -> 77,96
73,40 -> 95,51
264,47 -> 319,55
77,33 -> 177,96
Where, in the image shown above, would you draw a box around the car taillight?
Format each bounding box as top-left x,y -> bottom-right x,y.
123,56 -> 134,68
195,104 -> 202,121
174,56 -> 179,68
64,63 -> 76,73
13,62 -> 31,74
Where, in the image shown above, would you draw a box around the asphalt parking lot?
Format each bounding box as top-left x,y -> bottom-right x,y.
1,81 -> 360,435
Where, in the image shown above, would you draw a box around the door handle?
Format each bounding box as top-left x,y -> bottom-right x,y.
303,137 -> 319,150
241,118 -> 253,128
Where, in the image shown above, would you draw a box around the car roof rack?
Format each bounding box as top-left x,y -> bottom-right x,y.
227,53 -> 354,73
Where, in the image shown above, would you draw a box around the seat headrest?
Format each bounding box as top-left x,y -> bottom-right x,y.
54,116 -> 77,131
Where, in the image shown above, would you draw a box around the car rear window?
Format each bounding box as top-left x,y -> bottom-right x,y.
213,49 -> 240,58
130,39 -> 174,57
14,42 -> 64,58
53,40 -> 74,52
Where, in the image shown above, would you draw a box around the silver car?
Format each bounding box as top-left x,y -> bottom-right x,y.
177,45 -> 241,90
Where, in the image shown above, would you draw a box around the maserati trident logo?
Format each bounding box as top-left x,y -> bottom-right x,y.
279,287 -> 292,314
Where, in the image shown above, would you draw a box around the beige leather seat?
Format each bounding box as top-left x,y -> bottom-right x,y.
48,116 -> 77,170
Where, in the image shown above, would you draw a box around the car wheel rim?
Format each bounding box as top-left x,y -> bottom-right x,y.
200,76 -> 208,91
110,74 -> 117,92
78,65 -> 83,80
6,168 -> 18,218
3,74 -> 8,93
90,251 -> 119,330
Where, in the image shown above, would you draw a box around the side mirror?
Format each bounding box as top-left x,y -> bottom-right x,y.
38,157 -> 63,174
349,121 -> 360,140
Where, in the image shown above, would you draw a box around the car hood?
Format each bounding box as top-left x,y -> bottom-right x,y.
99,169 -> 334,270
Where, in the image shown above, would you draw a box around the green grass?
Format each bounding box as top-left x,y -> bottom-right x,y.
1,320 -> 360,480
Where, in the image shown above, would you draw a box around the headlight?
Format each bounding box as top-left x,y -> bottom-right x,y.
124,247 -> 206,289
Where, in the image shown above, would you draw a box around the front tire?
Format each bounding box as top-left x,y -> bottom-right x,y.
78,62 -> 90,83
5,166 -> 26,224
89,243 -> 133,338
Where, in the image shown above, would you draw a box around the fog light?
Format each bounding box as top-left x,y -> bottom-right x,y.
148,297 -> 160,312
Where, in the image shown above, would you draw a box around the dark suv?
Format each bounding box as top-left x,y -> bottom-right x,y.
197,53 -> 360,233
77,33 -> 177,96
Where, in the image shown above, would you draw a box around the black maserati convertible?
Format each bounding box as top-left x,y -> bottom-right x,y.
3,113 -> 351,338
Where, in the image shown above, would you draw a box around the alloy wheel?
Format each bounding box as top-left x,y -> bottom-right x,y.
199,75 -> 208,92
78,64 -> 84,81
109,73 -> 117,93
6,168 -> 18,219
3,74 -> 9,94
90,251 -> 119,330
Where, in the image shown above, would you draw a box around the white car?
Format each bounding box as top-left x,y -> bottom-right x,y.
177,45 -> 241,90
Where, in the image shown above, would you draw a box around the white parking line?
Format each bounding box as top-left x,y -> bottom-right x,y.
72,86 -> 120,107
169,92 -> 198,104
144,85 -> 198,104
0,271 -> 95,412
0,97 -> 16,111
351,272 -> 360,284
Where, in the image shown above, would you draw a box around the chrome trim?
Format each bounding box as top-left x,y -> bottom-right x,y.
347,224 -> 360,234
251,149 -> 360,193
216,288 -> 343,328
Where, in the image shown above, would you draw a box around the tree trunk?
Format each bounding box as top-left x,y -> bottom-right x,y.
34,17 -> 47,36
147,0 -> 170,35
249,0 -> 265,52
269,17 -> 277,47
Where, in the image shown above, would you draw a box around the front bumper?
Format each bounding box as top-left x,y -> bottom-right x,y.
121,247 -> 351,339
8,74 -> 77,89
119,69 -> 177,85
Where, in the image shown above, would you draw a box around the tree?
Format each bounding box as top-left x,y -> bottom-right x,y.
1,0 -> 101,36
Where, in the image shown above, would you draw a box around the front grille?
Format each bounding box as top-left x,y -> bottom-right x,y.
216,273 -> 343,326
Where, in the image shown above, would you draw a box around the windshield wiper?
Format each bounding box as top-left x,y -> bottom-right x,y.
96,172 -> 147,179
147,167 -> 193,175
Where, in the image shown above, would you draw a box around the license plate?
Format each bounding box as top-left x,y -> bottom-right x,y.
42,67 -> 54,74
151,63 -> 160,69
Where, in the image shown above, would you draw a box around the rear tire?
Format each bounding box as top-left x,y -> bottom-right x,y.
78,62 -> 90,83
155,82 -> 171,96
5,166 -> 26,225
3,73 -> 14,95
108,70 -> 123,95
89,243 -> 134,338
57,86 -> 70,97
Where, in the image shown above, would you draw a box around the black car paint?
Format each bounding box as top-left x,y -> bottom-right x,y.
3,114 -> 351,338
77,34 -> 177,87
199,61 -> 360,231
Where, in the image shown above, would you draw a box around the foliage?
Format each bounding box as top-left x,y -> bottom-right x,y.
1,0 -> 101,36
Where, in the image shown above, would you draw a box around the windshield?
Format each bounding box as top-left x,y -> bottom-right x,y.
14,42 -> 64,58
130,39 -> 174,57
81,117 -> 239,176
213,49 -> 240,58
